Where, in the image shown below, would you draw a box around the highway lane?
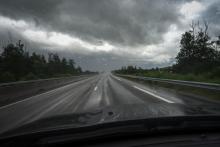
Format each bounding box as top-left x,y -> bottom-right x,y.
0,73 -> 219,134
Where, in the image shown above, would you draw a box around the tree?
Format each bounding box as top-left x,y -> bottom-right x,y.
1,41 -> 26,79
30,52 -> 46,76
174,21 -> 219,73
68,59 -> 76,74
47,53 -> 62,75
61,58 -> 68,73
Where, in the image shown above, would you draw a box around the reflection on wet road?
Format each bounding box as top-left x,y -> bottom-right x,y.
0,73 -> 219,134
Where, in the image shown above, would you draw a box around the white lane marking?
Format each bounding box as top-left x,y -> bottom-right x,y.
114,77 -> 121,81
133,86 -> 175,103
94,86 -> 98,91
0,77 -> 94,110
31,97 -> 67,120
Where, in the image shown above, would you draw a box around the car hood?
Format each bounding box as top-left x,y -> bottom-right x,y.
1,103 -> 219,137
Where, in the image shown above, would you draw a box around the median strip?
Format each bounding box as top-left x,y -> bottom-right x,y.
133,86 -> 175,103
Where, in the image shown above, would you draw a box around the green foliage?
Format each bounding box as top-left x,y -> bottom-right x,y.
21,73 -> 38,81
1,42 -> 26,79
0,72 -> 16,83
114,66 -> 144,75
0,40 -> 87,83
114,22 -> 220,84
174,22 -> 220,73
115,65 -> 220,84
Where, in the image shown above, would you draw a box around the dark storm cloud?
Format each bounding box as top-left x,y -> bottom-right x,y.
1,0 -> 219,71
0,0 -> 60,26
0,0 -> 182,46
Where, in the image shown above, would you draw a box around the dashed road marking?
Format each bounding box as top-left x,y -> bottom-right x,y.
0,77 -> 93,110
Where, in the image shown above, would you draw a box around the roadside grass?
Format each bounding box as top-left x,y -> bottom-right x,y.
122,76 -> 220,101
134,71 -> 220,84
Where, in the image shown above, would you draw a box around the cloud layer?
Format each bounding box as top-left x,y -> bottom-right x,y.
0,0 -> 219,70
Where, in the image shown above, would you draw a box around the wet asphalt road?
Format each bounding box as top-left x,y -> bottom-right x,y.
0,73 -> 219,134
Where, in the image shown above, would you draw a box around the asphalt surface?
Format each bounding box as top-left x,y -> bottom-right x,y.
0,73 -> 219,134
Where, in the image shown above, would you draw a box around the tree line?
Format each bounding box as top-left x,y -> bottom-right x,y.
115,21 -> 220,79
0,40 -> 93,83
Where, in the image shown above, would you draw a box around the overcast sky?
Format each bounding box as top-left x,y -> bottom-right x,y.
0,0 -> 219,71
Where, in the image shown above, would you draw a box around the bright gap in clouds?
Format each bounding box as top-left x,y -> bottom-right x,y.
140,24 -> 181,63
0,15 -> 114,52
180,0 -> 206,19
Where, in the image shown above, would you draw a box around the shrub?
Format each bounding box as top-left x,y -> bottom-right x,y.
0,72 -> 16,83
22,72 -> 38,80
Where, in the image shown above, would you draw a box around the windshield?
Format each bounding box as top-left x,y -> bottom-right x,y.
0,0 -> 220,137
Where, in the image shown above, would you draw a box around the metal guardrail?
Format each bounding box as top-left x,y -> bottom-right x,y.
117,74 -> 220,91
